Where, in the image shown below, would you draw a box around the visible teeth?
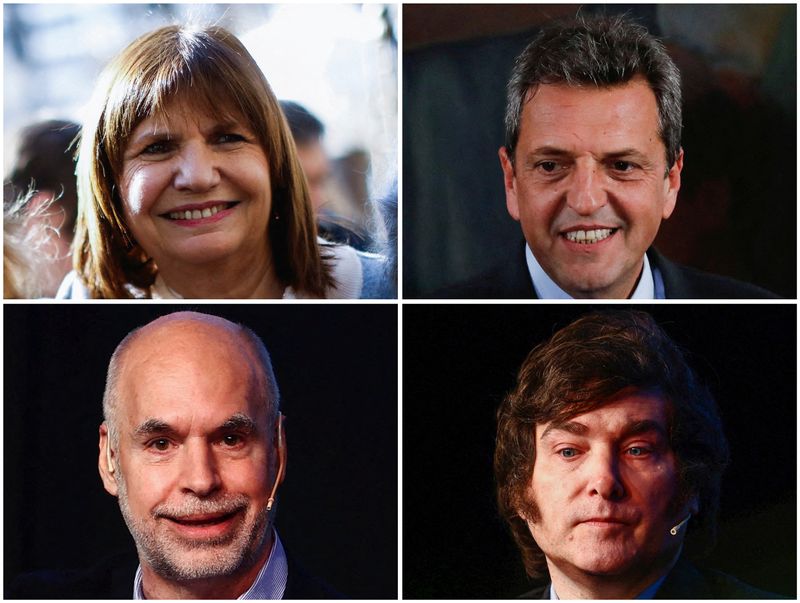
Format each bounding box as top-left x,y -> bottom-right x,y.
168,204 -> 226,220
565,228 -> 614,244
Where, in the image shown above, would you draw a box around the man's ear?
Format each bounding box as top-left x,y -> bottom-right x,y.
662,147 -> 684,220
499,146 -> 520,221
98,423 -> 119,497
275,413 -> 287,487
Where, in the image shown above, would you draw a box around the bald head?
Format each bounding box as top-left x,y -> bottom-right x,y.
103,312 -> 280,448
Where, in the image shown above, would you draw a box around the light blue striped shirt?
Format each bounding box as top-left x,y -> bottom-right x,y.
133,530 -> 288,599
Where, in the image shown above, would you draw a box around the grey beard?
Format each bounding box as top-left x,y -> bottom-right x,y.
116,473 -> 272,582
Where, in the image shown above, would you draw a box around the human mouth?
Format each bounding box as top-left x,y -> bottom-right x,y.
161,201 -> 239,222
163,510 -> 242,539
562,228 -> 617,244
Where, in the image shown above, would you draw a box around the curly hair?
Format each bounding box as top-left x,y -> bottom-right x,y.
494,310 -> 729,578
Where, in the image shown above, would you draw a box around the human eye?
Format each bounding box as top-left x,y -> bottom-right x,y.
139,140 -> 175,157
218,133 -> 245,143
535,160 -> 562,174
220,433 -> 246,449
625,445 -> 653,458
146,437 -> 174,452
556,447 -> 580,459
608,159 -> 641,177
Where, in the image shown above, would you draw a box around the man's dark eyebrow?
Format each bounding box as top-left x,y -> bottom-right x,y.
540,420 -> 588,441
220,413 -> 258,434
133,418 -> 176,439
620,419 -> 668,440
540,418 -> 668,442
524,147 -> 574,162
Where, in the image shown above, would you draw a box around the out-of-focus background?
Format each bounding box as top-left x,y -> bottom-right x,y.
404,4 -> 796,298
4,3 -> 397,296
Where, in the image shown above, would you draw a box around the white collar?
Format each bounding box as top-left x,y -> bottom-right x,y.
525,244 -> 656,299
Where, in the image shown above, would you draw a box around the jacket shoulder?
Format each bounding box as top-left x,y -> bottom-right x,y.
7,552 -> 137,599
649,249 -> 781,299
656,558 -> 789,599
434,245 -> 535,299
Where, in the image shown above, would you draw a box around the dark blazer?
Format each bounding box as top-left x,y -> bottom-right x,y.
436,243 -> 779,299
7,548 -> 342,599
519,557 -> 787,599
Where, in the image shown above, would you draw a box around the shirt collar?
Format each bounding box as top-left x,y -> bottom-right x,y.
525,244 -> 663,299
133,529 -> 288,599
549,571 -> 669,599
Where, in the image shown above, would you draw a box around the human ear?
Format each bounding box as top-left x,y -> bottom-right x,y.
499,147 -> 520,221
266,414 -> 287,512
98,423 -> 119,497
662,147 -> 684,220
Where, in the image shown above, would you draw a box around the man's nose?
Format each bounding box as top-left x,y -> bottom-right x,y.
173,143 -> 220,192
566,161 -> 606,215
585,450 -> 625,500
180,441 -> 222,497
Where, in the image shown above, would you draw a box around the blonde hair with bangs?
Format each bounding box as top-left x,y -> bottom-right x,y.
73,25 -> 333,298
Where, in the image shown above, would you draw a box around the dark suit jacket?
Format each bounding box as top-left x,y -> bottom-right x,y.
7,548 -> 342,599
519,557 -> 787,599
437,243 -> 780,299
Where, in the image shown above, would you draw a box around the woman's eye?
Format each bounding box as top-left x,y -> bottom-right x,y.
217,133 -> 246,144
558,448 -> 578,458
141,141 -> 172,156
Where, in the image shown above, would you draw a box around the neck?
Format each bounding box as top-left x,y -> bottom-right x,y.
547,546 -> 680,600
140,531 -> 274,600
155,249 -> 284,299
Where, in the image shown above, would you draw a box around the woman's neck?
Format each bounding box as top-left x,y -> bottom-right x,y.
154,252 -> 284,299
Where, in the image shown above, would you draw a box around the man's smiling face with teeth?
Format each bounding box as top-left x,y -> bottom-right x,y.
500,76 -> 683,299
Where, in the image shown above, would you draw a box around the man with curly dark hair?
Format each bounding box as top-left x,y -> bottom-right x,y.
495,310 -> 781,598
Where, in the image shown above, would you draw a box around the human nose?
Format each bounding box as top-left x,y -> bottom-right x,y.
179,441 -> 222,497
173,143 -> 220,192
585,449 -> 625,500
566,160 -> 606,215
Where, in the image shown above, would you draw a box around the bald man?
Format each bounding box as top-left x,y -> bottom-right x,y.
11,311 -> 338,600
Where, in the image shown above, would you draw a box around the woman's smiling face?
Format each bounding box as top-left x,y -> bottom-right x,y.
120,97 -> 272,272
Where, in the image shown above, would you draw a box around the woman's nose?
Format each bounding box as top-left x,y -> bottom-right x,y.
173,143 -> 221,192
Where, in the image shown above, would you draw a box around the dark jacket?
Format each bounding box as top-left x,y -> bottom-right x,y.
436,243 -> 779,299
519,557 -> 787,599
7,549 -> 342,599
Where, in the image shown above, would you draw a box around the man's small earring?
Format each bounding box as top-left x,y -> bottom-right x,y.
273,212 -> 280,221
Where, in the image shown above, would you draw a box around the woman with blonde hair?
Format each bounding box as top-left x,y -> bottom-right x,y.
57,24 -> 387,299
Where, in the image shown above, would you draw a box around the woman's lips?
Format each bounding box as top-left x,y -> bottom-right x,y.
160,201 -> 239,227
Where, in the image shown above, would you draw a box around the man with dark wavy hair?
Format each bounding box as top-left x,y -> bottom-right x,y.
442,14 -> 776,299
495,310 -> 779,598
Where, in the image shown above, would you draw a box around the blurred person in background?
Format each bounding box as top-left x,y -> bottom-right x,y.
58,25 -> 390,299
6,119 -> 80,297
280,100 -> 371,251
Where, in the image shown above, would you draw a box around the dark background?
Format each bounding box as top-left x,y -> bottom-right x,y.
403,304 -> 796,598
4,304 -> 397,598
403,4 -> 796,297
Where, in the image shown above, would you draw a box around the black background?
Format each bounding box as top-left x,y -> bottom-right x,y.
4,304 -> 397,598
403,304 -> 796,598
